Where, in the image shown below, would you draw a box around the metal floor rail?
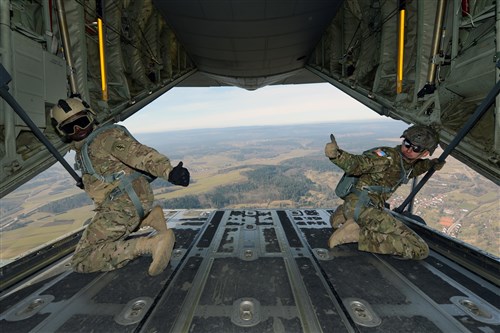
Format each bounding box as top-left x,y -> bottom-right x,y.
1,209 -> 499,332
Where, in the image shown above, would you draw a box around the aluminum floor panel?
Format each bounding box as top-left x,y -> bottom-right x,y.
0,209 -> 498,333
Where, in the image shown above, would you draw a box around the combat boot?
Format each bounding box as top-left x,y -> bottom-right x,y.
329,206 -> 346,229
328,218 -> 359,248
140,205 -> 168,233
135,229 -> 175,276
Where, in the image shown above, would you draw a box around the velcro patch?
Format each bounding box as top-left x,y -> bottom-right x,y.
113,142 -> 127,151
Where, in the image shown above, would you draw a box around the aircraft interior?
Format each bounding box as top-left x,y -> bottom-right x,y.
0,1 -> 499,332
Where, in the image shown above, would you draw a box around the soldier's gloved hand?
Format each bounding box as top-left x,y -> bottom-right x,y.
325,134 -> 340,158
431,158 -> 446,171
168,162 -> 190,187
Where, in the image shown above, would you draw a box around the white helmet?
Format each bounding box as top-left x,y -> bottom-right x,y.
50,97 -> 96,136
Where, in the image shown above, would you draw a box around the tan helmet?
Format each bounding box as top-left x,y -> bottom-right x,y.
50,97 -> 95,135
401,125 -> 439,155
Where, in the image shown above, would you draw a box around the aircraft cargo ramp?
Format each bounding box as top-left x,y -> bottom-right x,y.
1,209 -> 499,333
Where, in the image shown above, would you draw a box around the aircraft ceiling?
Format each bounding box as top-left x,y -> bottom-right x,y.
152,0 -> 343,89
0,0 -> 499,198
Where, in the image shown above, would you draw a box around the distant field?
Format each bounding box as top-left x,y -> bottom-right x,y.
0,203 -> 92,259
155,168 -> 251,200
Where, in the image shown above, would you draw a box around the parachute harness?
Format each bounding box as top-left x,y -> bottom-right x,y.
338,149 -> 413,221
75,124 -> 152,219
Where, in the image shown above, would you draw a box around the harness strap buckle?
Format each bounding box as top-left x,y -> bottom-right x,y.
113,170 -> 126,181
108,186 -> 122,201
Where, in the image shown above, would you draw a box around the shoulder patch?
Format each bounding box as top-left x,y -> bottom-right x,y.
372,148 -> 393,160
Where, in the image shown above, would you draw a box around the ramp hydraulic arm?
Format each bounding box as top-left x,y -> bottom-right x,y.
396,79 -> 500,213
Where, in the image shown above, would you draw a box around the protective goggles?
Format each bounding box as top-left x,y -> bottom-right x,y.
59,113 -> 93,135
402,139 -> 424,153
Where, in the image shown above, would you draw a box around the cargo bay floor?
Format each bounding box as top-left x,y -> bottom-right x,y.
1,209 -> 499,333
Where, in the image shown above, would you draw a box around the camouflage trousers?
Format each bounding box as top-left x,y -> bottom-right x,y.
71,179 -> 154,273
341,196 -> 429,260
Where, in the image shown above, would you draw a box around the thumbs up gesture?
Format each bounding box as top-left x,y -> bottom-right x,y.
325,134 -> 339,158
168,162 -> 190,187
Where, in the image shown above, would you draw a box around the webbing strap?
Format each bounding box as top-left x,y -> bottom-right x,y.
78,124 -> 149,218
117,172 -> 145,219
80,125 -> 115,182
362,185 -> 392,193
348,150 -> 413,221
352,189 -> 372,221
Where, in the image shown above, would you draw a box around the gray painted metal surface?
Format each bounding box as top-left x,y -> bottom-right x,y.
1,209 -> 498,332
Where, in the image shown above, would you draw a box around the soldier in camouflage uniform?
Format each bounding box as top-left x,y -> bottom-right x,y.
324,125 -> 444,259
51,97 -> 190,276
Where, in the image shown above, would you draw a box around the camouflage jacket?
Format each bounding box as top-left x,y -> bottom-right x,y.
330,146 -> 434,204
72,125 -> 173,204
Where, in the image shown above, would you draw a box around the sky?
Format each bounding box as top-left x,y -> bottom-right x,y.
120,83 -> 384,133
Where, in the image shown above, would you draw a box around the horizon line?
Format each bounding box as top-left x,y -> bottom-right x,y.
128,117 -> 403,135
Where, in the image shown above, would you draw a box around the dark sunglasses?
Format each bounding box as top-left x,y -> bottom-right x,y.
403,139 -> 424,153
59,114 -> 92,135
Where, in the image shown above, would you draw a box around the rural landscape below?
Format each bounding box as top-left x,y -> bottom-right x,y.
1,120 -> 498,265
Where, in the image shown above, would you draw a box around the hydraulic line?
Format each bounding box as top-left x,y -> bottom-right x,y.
417,0 -> 447,97
396,79 -> 500,213
428,0 -> 447,85
55,0 -> 78,95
